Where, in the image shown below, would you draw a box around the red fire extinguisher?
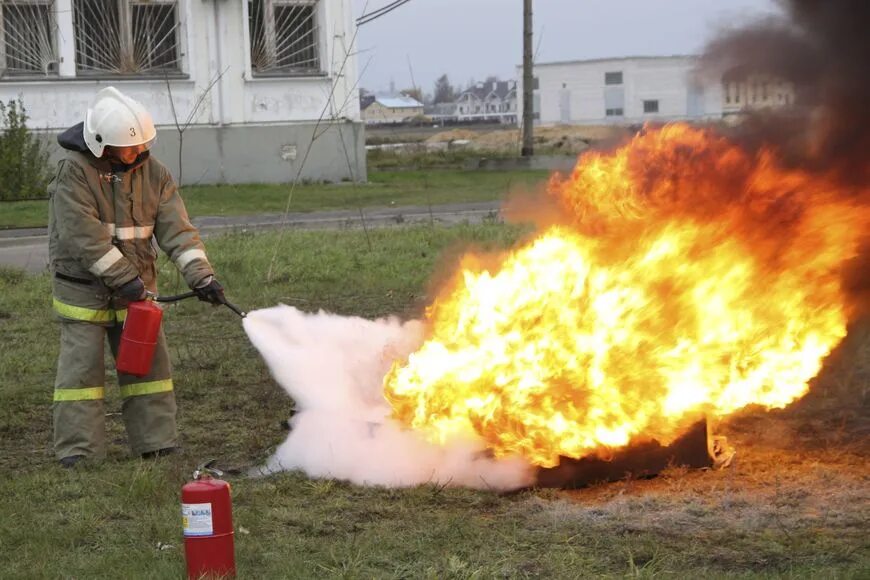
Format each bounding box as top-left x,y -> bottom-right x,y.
117,291 -> 247,377
116,299 -> 163,377
182,461 -> 236,579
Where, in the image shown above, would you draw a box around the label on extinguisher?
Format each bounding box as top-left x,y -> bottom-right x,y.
182,503 -> 213,537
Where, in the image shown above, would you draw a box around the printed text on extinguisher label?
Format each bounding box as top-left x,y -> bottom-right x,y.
182,503 -> 213,536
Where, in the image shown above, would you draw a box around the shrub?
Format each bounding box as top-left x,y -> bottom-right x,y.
0,99 -> 53,201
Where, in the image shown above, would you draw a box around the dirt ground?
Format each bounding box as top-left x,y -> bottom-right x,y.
366,123 -> 634,154
542,406 -> 870,573
424,124 -> 634,154
544,329 -> 870,574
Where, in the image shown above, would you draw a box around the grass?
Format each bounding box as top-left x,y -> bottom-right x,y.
0,168 -> 548,229
0,224 -> 868,578
0,198 -> 47,229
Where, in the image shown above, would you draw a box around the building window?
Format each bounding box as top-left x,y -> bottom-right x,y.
73,0 -> 180,75
249,0 -> 320,76
0,0 -> 58,77
643,99 -> 659,114
604,71 -> 622,85
605,108 -> 623,117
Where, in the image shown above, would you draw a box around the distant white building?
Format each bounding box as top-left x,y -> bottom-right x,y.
453,80 -> 517,124
361,95 -> 424,125
0,0 -> 364,184
517,55 -> 723,126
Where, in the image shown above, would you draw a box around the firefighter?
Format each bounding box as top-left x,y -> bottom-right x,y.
48,87 -> 225,468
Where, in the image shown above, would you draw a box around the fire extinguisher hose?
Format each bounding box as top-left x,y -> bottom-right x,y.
150,291 -> 247,318
154,291 -> 197,303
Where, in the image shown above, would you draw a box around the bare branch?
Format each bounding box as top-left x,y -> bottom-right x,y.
164,72 -> 182,133
183,67 -> 227,130
164,67 -> 227,184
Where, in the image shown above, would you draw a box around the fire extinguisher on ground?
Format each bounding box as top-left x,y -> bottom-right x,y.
182,461 -> 236,579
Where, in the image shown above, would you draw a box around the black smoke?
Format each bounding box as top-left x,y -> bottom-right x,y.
702,0 -> 870,184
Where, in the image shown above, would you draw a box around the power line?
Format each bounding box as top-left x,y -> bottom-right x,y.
356,0 -> 412,27
357,0 -> 410,24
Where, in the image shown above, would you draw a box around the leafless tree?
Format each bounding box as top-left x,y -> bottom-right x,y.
164,69 -> 227,184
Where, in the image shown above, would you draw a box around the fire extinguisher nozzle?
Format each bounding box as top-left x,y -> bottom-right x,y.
220,298 -> 247,319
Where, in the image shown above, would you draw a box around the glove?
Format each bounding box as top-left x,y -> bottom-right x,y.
194,276 -> 225,305
115,277 -> 147,302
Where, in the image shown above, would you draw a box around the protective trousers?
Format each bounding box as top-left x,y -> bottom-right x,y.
53,320 -> 177,459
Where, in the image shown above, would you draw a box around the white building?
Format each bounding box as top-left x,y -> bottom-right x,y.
0,0 -> 364,184
518,56 -> 723,126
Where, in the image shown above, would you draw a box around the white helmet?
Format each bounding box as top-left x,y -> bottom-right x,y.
83,87 -> 156,158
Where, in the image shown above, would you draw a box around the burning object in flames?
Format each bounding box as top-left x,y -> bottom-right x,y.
246,124 -> 867,490
383,124 -> 865,471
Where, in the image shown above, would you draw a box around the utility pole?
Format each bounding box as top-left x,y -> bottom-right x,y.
521,0 -> 534,157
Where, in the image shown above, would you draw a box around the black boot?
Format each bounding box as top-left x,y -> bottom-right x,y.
59,455 -> 86,468
141,447 -> 179,459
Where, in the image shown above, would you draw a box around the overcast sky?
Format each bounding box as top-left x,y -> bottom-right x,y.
352,0 -> 782,95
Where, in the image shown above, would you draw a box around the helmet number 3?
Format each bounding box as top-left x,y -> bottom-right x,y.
129,127 -> 136,137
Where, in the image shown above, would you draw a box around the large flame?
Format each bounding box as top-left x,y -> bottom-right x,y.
384,124 -> 868,468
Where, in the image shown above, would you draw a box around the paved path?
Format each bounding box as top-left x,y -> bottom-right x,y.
0,201 -> 502,274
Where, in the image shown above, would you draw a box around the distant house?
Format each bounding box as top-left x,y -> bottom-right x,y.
361,95 -> 425,125
360,93 -> 377,111
452,80 -> 518,124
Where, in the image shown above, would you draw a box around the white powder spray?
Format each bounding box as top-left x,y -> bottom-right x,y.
243,305 -> 534,490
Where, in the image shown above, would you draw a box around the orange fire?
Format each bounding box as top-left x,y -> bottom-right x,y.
384,124 -> 868,468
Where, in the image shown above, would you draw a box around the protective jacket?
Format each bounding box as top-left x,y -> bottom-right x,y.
48,122 -> 213,322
